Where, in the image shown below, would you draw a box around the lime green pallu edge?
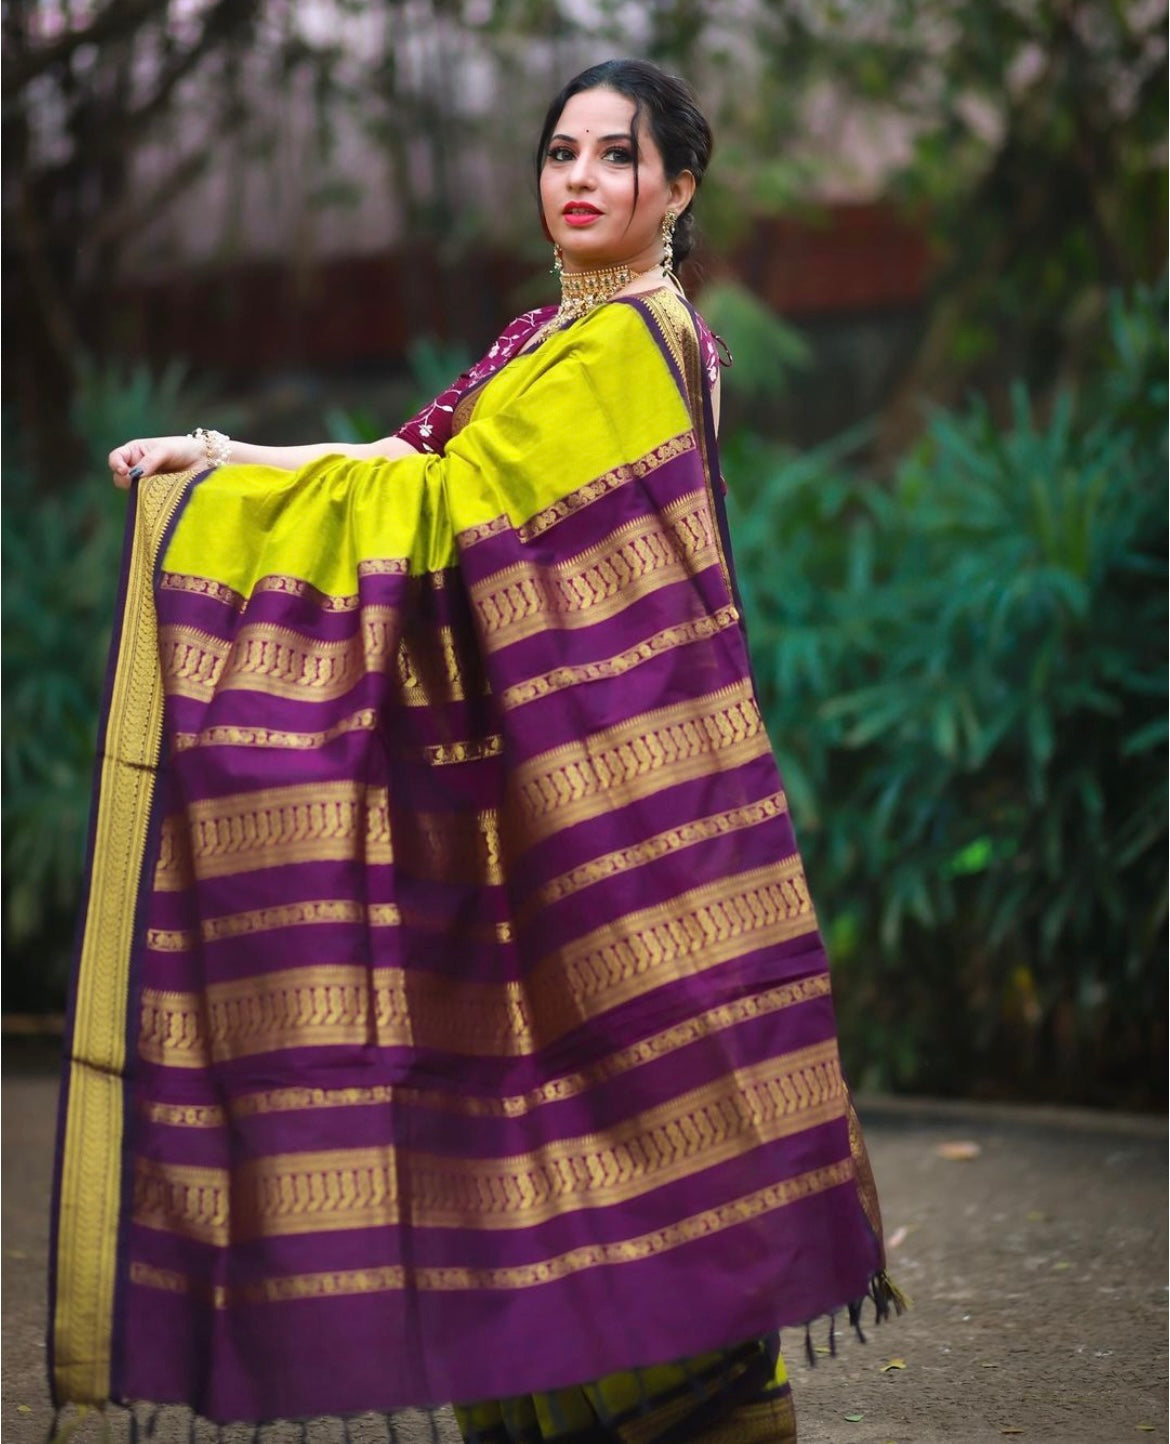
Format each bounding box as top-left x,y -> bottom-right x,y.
53,469 -> 199,1404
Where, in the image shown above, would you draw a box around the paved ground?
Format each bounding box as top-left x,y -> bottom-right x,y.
3,1053 -> 1165,1444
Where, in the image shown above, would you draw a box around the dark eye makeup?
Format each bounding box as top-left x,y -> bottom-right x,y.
544,143 -> 636,165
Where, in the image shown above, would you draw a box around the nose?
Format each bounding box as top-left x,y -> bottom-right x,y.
567,150 -> 595,189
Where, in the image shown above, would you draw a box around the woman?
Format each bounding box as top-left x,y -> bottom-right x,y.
51,59 -> 899,1444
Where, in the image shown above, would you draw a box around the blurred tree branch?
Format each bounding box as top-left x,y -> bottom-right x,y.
771,0 -> 1169,451
2,0 -> 1165,467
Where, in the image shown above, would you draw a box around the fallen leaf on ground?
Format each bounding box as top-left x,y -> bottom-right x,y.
844,1412 -> 865,1422
1052,1261 -> 1073,1271
1134,1426 -> 1156,1433
880,1358 -> 907,1373
1000,1430 -> 1024,1436
935,1140 -> 982,1160
887,1225 -> 910,1249
17,1406 -> 32,1415
1025,1210 -> 1049,1222
815,1345 -> 831,1356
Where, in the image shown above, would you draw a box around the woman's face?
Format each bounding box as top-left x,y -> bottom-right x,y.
540,87 -> 695,273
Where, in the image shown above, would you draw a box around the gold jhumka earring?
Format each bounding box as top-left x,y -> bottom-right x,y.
551,242 -> 564,277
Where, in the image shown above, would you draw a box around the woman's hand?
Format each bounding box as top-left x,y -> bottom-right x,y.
109,435 -> 203,489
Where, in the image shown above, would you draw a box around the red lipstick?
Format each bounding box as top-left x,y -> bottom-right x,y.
562,202 -> 601,228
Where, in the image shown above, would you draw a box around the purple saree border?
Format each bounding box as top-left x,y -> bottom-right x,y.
47,468 -> 212,1407
623,294 -> 750,622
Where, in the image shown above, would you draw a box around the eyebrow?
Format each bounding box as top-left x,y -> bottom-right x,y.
550,131 -> 634,145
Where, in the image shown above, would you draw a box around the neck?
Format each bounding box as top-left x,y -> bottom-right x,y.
556,258 -> 656,325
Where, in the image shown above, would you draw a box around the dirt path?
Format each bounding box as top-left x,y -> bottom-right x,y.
4,1065 -> 1165,1444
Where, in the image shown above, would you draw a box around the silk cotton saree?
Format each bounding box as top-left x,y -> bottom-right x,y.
50,291 -> 895,1428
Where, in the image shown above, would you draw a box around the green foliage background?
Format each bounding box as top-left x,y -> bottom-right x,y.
2,285 -> 1165,1106
724,281 -> 1167,1103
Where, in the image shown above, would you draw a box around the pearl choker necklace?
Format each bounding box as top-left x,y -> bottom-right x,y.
556,262 -> 653,325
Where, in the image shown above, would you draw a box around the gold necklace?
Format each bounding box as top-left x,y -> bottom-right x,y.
556,262 -> 653,325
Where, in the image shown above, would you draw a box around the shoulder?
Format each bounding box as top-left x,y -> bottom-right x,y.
619,289 -> 717,396
492,306 -> 557,356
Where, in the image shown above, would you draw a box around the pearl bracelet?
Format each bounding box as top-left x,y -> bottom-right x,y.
190,426 -> 232,469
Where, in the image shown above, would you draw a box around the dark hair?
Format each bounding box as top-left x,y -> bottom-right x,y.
534,58 -> 714,269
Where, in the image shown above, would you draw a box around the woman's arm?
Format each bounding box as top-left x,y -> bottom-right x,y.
111,312 -> 558,488
109,432 -> 418,489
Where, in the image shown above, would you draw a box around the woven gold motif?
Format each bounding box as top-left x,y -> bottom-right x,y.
131,1043 -> 845,1242
552,854 -> 816,1019
151,811 -> 195,894
848,1092 -> 886,1245
152,781 -> 392,889
456,513 -> 513,549
357,558 -> 412,578
158,563 -> 409,623
137,1101 -> 226,1128
158,571 -> 247,611
514,433 -> 696,543
202,899 -> 401,942
138,965 -> 518,1066
144,927 -> 199,953
414,735 -> 503,767
398,807 -> 503,885
172,708 -> 380,754
471,493 -> 719,650
139,856 -> 816,1065
395,624 -> 476,708
514,679 -> 770,840
523,790 -> 788,916
498,604 -> 739,711
160,608 -> 402,704
132,1157 -> 852,1299
131,1160 -> 229,1245
140,974 -> 830,1129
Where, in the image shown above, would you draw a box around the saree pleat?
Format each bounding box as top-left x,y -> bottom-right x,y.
50,293 -> 887,1425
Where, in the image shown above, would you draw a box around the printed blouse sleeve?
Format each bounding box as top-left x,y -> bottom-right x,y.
394,308 -> 554,456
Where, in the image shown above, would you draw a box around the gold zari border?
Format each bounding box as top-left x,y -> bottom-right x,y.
145,898 -> 513,957
128,1155 -> 853,1300
160,607 -> 401,704
153,781 -> 392,889
550,855 -> 816,1022
172,707 -> 380,754
515,432 -> 696,543
146,899 -> 403,954
54,469 -> 198,1405
158,560 -> 409,616
131,1042 -> 845,1242
137,856 -> 816,1065
523,789 -> 788,917
498,604 -> 739,712
514,678 -> 771,840
457,433 -> 697,550
470,492 -> 718,651
136,973 -> 831,1128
